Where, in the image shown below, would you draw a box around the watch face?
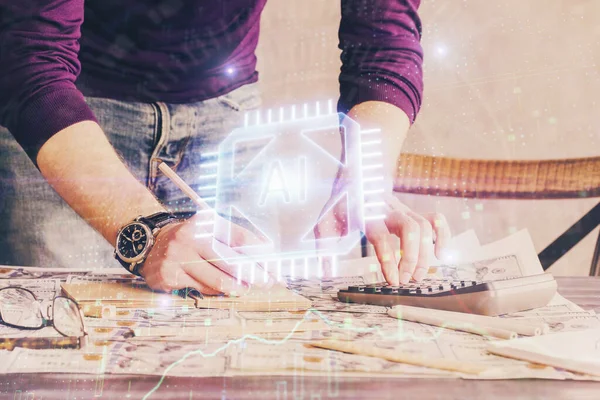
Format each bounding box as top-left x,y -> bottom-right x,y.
117,222 -> 151,261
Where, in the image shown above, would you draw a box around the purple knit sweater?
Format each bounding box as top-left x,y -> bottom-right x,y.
0,0 -> 423,162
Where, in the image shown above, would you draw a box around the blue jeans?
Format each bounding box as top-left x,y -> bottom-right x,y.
0,83 -> 261,268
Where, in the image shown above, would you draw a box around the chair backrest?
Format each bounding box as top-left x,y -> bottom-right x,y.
395,155 -> 600,199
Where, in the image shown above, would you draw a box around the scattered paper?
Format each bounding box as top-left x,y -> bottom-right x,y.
488,328 -> 600,378
0,229 -> 597,382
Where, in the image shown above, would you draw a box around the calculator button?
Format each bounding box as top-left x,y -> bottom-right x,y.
363,287 -> 382,294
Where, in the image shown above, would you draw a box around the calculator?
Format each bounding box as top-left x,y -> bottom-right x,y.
337,273 -> 557,316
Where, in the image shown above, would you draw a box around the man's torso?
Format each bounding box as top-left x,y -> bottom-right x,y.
77,0 -> 267,103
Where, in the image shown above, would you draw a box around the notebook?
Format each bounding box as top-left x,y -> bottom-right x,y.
61,282 -> 311,312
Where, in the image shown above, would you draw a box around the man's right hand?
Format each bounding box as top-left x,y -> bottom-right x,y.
37,121 -> 273,296
141,212 -> 275,296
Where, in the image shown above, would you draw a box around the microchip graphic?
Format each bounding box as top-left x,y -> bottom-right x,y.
210,102 -> 385,267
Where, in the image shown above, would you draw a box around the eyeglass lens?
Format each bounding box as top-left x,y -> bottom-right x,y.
53,297 -> 85,337
0,288 -> 44,329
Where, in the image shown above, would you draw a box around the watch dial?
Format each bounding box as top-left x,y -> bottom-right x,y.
118,223 -> 149,260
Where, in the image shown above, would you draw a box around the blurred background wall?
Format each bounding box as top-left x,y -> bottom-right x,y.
255,0 -> 600,276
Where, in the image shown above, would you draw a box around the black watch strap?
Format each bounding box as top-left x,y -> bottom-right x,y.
139,211 -> 196,230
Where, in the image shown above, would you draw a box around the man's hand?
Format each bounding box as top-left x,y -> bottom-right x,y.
141,212 -> 275,295
38,121 -> 273,295
315,101 -> 451,285
316,190 -> 450,285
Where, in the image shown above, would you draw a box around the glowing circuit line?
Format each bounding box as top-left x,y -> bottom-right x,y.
363,176 -> 384,183
362,164 -> 383,171
201,152 -> 219,159
362,152 -> 383,159
364,201 -> 386,208
196,209 -> 215,215
363,189 -> 385,195
195,220 -> 214,227
200,162 -> 219,169
364,214 -> 386,221
196,184 -> 217,191
198,174 -> 218,180
361,139 -> 382,146
360,128 -> 381,135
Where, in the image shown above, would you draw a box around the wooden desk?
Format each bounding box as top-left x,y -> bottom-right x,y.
1,277 -> 599,400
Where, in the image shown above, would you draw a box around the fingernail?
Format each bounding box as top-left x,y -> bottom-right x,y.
413,268 -> 427,282
400,271 -> 412,284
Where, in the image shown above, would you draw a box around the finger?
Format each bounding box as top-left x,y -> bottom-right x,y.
170,272 -> 222,296
182,256 -> 249,296
424,212 -> 451,259
315,203 -> 348,279
142,261 -> 219,296
407,211 -> 434,281
201,244 -> 275,290
161,244 -> 248,295
314,213 -> 337,279
184,221 -> 276,289
320,255 -> 334,279
385,212 -> 420,284
227,225 -> 279,283
228,223 -> 267,248
365,221 -> 399,286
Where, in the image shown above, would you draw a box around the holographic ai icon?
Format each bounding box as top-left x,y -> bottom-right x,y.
211,102 -> 385,264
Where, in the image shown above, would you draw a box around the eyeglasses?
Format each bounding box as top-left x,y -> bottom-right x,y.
0,287 -> 87,350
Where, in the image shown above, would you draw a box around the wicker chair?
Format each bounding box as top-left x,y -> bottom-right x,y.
392,155 -> 600,276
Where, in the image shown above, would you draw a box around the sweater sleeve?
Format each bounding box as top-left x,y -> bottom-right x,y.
338,0 -> 424,123
0,0 -> 97,164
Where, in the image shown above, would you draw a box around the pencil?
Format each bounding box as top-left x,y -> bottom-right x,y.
159,162 -> 214,298
158,162 -> 212,210
310,339 -> 487,375
388,307 -> 517,340
389,305 -> 547,337
416,305 -> 547,336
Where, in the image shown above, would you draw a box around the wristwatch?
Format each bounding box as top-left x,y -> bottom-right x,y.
114,211 -> 194,276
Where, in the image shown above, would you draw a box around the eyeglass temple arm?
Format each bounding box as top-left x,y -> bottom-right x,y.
0,336 -> 80,351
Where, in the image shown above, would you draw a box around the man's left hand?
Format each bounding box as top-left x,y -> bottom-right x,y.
314,101 -> 451,285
